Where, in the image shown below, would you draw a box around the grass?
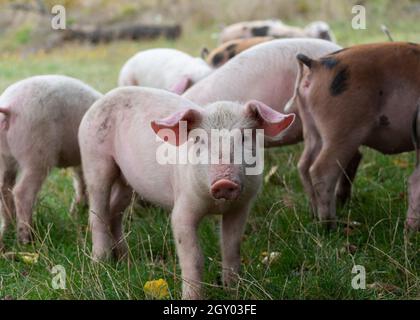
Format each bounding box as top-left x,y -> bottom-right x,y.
0,18 -> 419,300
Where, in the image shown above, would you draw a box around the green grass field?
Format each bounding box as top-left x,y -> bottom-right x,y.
0,19 -> 419,300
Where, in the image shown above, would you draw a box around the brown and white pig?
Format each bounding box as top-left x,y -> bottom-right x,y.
184,39 -> 361,204
78,86 -> 295,299
202,36 -> 274,68
118,48 -> 214,94
285,42 -> 420,229
219,19 -> 335,43
218,19 -> 284,43
0,75 -> 102,247
303,21 -> 336,42
407,101 -> 420,232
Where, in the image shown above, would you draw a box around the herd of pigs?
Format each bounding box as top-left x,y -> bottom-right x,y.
0,18 -> 419,299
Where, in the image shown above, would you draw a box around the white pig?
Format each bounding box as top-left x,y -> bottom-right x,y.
118,48 -> 214,94
0,75 -> 102,247
79,86 -> 295,299
219,19 -> 285,43
219,20 -> 336,43
184,38 -> 341,147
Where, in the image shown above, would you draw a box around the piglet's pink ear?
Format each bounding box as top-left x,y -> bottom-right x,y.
151,108 -> 202,146
169,76 -> 193,95
245,100 -> 295,137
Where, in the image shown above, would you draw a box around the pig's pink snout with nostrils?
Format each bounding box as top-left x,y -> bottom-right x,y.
210,179 -> 241,200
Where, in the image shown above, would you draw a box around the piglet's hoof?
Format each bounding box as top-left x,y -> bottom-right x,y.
222,270 -> 239,288
318,219 -> 337,231
326,221 -> 337,230
112,241 -> 129,262
18,228 -> 34,245
405,218 -> 420,234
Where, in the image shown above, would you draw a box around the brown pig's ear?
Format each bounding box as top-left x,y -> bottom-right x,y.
151,108 -> 202,146
245,100 -> 295,137
297,53 -> 315,69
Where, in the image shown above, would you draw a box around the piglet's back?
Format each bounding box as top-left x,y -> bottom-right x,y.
79,86 -> 200,149
184,38 -> 341,108
84,86 -> 199,124
322,42 -> 420,83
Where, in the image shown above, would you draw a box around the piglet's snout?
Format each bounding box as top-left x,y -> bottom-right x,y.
210,179 -> 241,201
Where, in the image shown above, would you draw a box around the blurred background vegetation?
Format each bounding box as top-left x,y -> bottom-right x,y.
0,0 -> 419,53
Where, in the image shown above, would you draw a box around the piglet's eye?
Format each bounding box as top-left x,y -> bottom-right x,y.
194,136 -> 200,144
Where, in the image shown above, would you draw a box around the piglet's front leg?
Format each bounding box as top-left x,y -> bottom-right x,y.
221,205 -> 249,288
171,202 -> 205,300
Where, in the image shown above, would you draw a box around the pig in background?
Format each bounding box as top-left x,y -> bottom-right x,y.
79,86 -> 294,299
407,100 -> 420,232
118,48 -> 214,94
285,42 -> 420,229
304,21 -> 336,42
0,75 -> 102,248
219,19 -> 336,44
202,36 -> 274,68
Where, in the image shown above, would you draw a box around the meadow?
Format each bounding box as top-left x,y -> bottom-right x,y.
0,1 -> 419,300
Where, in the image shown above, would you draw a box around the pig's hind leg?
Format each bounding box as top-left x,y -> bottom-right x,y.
0,156 -> 17,248
13,166 -> 48,244
335,150 -> 363,205
297,99 -> 322,217
309,135 -> 368,229
109,177 -> 133,260
84,155 -> 120,261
